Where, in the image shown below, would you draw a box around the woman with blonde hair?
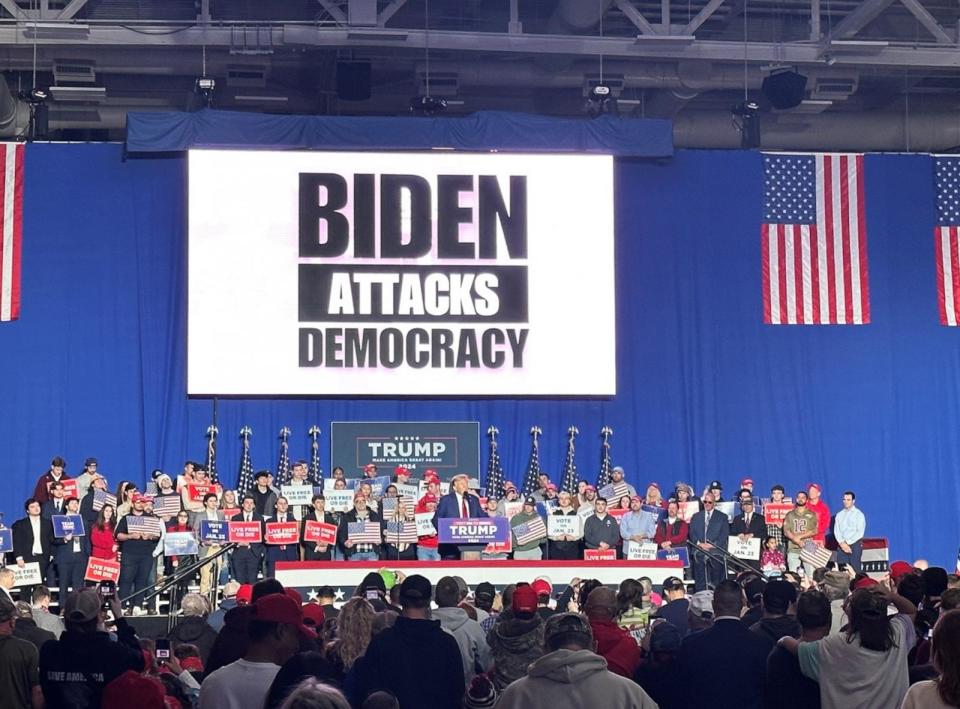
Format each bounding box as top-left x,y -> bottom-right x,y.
324,597 -> 375,680
279,678 -> 351,709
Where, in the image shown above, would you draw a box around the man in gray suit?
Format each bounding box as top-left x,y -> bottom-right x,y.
689,492 -> 730,592
190,493 -> 225,595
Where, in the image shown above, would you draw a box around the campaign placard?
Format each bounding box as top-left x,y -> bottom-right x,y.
483,537 -> 512,555
228,521 -> 263,543
164,532 -> 199,557
199,520 -> 229,543
764,503 -> 793,527
265,522 -> 300,545
503,500 -> 523,518
395,483 -> 419,500
678,500 -> 699,522
715,501 -> 736,519
0,528 -> 11,553
152,495 -> 182,517
584,549 -> 617,561
220,507 -> 240,520
303,520 -> 338,544
125,515 -> 162,536
186,483 -> 220,503
61,479 -> 79,500
414,512 -> 437,537
607,507 -> 628,519
92,490 -> 117,512
333,421 -> 481,478
438,517 -> 510,545
325,490 -> 355,512
52,514 -> 86,538
84,557 -> 121,582
380,497 -> 398,515
728,537 -> 762,560
656,547 -> 690,566
599,482 -> 630,502
12,562 -> 42,587
626,541 -> 659,561
281,484 -> 314,506
547,515 -> 581,538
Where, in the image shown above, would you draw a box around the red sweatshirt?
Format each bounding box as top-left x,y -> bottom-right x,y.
807,499 -> 830,543
589,618 -> 641,677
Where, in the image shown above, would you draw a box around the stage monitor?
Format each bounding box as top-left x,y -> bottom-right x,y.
187,150 -> 616,396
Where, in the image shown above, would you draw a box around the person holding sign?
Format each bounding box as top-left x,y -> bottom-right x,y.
284,461 -> 313,522
337,493 -> 381,561
32,456 -> 70,504
11,499 -> 53,585
382,497 -> 417,561
765,485 -> 789,548
653,500 -> 689,550
51,497 -> 89,594
510,497 -> 547,560
730,497 -> 767,573
688,492 -> 730,592
265,497 -> 300,577
190,492 -> 226,595
90,504 -> 118,561
620,496 -> 657,558
414,493 -> 441,561
548,491 -> 582,560
301,494 -> 338,561
115,493 -> 162,614
230,495 -> 265,584
783,491 -> 819,575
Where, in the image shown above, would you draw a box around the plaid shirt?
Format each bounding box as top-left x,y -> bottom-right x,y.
766,523 -> 784,547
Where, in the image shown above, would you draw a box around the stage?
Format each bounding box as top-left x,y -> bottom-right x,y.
275,559 -> 685,595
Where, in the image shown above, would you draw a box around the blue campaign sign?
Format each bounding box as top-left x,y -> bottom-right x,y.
0,528 -> 11,553
656,547 -> 689,567
438,517 -> 510,545
331,421 -> 480,479
52,514 -> 86,538
199,520 -> 228,543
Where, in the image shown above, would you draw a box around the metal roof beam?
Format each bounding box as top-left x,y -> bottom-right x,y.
681,0 -> 727,35
825,0 -> 896,41
57,0 -> 87,21
897,0 -> 953,44
613,0 -> 659,35
378,0 -> 407,27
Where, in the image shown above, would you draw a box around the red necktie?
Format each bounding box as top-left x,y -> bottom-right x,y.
461,497 -> 468,518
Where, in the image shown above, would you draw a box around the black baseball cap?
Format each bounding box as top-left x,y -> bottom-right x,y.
763,580 -> 798,614
524,496 -> 536,506
255,470 -> 271,480
662,577 -> 685,591
475,582 -> 495,602
399,574 -> 432,603
709,480 -> 722,490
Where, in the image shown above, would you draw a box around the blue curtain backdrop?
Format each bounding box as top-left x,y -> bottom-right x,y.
0,143 -> 955,566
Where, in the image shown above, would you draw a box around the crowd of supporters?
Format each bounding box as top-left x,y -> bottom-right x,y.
2,456 -> 959,708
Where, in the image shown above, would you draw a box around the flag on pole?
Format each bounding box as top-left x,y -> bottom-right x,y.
276,427 -> 291,485
596,426 -> 613,490
237,426 -> 254,495
512,516 -> 547,546
933,157 -> 960,326
761,153 -> 870,325
521,427 -> 543,497
484,426 -> 506,500
308,425 -> 322,485
559,427 -> 579,494
205,425 -> 219,484
0,143 -> 24,322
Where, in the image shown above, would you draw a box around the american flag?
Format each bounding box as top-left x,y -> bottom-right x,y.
512,516 -> 547,546
596,426 -> 613,490
761,153 -> 870,325
484,426 -> 507,500
205,425 -> 219,484
0,143 -> 23,322
933,157 -> 960,326
237,426 -> 255,495
92,490 -> 117,512
276,427 -> 291,485
799,540 -> 833,570
347,521 -> 382,544
521,426 -> 543,496
862,537 -> 890,579
559,427 -> 579,494
385,520 -> 418,543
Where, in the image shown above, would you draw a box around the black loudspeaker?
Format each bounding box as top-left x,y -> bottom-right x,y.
761,70 -> 807,110
336,61 -> 372,102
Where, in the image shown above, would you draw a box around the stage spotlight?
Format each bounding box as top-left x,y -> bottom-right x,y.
410,95 -> 446,116
732,100 -> 761,149
17,88 -> 48,140
584,85 -> 619,118
195,77 -> 216,108
761,69 -> 807,110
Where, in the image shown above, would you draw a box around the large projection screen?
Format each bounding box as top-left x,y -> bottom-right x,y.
188,150 -> 615,396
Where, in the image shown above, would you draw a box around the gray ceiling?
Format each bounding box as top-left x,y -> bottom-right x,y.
3,0 -> 960,150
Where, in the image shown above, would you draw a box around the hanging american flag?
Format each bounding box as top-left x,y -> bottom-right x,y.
484,426 -> 507,500
237,426 -> 254,495
347,521 -> 382,544
761,153 -> 870,325
276,427 -> 291,485
933,157 -> 960,326
0,143 -> 24,322
205,425 -> 219,484
596,426 -> 613,490
512,516 -> 547,546
521,426 -> 543,496
559,426 -> 579,494
308,425 -> 322,484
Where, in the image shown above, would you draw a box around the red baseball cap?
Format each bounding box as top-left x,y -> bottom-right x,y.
890,560 -> 913,582
585,485 -> 596,492
420,493 -> 438,505
132,493 -> 151,504
236,584 -> 253,606
531,579 -> 552,596
546,483 -> 558,491
808,483 -> 822,493
740,478 -> 754,486
853,576 -> 879,591
251,593 -> 316,640
180,656 -> 204,673
630,495 -> 642,504
394,466 -> 409,476
512,585 -> 538,616
301,602 -> 325,629
284,587 -> 303,605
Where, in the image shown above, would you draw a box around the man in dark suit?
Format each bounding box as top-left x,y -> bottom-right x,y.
50,497 -> 90,594
678,580 -> 772,709
301,494 -> 338,561
11,499 -> 54,583
40,482 -> 68,520
230,494 -> 265,584
688,492 -> 730,592
730,497 -> 767,573
435,474 -> 487,560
